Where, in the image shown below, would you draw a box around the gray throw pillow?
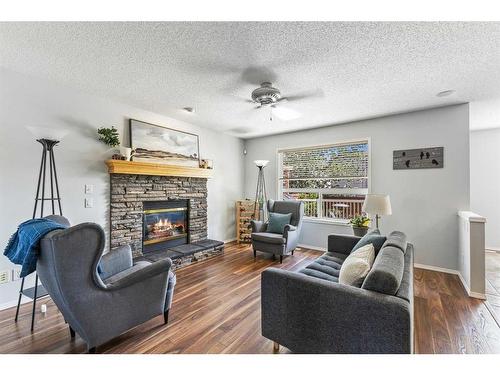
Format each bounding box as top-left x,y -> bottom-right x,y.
266,212 -> 292,234
351,229 -> 386,254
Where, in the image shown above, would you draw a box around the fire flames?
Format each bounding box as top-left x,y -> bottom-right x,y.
147,217 -> 185,239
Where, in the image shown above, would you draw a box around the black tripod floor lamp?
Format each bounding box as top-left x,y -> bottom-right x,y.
253,160 -> 269,222
15,138 -> 63,331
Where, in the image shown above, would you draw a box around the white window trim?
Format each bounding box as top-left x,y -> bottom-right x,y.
276,138 -> 371,224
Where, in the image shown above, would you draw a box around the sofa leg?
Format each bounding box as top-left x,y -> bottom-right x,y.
253,249 -> 256,258
164,309 -> 169,325
273,341 -> 280,353
292,250 -> 294,255
272,254 -> 276,261
88,347 -> 96,354
69,326 -> 75,339
280,255 -> 283,264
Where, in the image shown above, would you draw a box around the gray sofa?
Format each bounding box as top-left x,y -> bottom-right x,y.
37,215 -> 176,353
251,200 -> 304,263
261,231 -> 414,354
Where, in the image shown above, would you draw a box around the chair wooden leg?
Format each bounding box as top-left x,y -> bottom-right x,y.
273,341 -> 280,353
272,254 -> 276,261
291,250 -> 294,255
280,255 -> 283,264
164,309 -> 169,325
69,326 -> 75,339
253,249 -> 256,258
88,347 -> 96,354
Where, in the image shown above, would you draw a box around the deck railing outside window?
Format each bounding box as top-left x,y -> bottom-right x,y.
278,140 -> 369,222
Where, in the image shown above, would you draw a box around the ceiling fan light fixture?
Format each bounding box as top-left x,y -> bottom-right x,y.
272,106 -> 301,121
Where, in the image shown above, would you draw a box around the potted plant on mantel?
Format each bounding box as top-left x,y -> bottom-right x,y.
349,214 -> 371,237
97,126 -> 132,161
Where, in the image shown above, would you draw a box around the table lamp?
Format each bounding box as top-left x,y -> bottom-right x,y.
362,194 -> 392,229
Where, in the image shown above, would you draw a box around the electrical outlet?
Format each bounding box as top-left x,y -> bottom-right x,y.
0,269 -> 11,284
85,197 -> 93,208
85,184 -> 94,194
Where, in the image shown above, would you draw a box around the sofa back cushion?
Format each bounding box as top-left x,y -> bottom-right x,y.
382,231 -> 408,254
266,212 -> 292,234
351,229 -> 386,255
361,246 -> 404,295
339,243 -> 375,287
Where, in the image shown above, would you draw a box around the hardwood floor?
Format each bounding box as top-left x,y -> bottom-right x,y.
1,243 -> 499,354
486,251 -> 500,325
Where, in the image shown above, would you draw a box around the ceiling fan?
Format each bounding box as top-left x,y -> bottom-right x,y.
245,82 -> 323,121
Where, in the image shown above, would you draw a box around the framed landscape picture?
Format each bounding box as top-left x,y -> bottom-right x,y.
130,119 -> 200,167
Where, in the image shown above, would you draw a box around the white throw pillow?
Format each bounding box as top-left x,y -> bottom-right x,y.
339,243 -> 375,287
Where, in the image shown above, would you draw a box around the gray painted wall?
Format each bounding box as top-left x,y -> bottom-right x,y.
243,104 -> 470,270
0,68 -> 245,308
470,128 -> 500,250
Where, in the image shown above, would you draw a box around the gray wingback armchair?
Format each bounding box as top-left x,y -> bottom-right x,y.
37,215 -> 175,353
250,200 -> 304,263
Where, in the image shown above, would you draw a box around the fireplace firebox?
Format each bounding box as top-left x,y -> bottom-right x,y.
142,200 -> 189,253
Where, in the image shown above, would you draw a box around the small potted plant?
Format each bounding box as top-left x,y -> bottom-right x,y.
349,214 -> 371,237
97,126 -> 120,148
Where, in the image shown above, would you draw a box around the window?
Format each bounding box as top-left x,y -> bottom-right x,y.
278,140 -> 369,222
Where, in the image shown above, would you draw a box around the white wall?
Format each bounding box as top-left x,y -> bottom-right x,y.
0,68 -> 244,308
470,128 -> 500,250
244,104 -> 470,270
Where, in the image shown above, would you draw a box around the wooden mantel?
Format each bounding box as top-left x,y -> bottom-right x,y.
105,160 -> 212,178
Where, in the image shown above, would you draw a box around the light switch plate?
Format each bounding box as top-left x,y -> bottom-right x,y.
12,267 -> 21,281
85,184 -> 94,194
85,198 -> 93,208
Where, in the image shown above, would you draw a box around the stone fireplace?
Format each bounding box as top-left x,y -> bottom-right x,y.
110,173 -> 209,257
106,160 -> 224,269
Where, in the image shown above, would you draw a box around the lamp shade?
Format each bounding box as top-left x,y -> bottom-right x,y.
362,194 -> 392,216
254,160 -> 269,167
26,126 -> 69,141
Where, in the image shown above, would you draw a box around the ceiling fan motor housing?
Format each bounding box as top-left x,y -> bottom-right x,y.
251,82 -> 281,105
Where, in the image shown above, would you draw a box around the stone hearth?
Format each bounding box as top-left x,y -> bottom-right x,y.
109,174 -> 221,266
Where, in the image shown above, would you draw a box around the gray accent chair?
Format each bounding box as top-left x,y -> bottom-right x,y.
261,231 -> 414,353
250,200 -> 304,263
38,215 -> 176,353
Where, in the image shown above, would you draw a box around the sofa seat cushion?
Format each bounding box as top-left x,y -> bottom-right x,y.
251,232 -> 286,244
102,260 -> 151,285
298,252 -> 346,282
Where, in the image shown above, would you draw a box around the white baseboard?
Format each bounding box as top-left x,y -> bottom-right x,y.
414,263 -> 486,300
298,243 -> 326,252
0,296 -> 31,311
414,263 -> 460,275
486,247 -> 500,253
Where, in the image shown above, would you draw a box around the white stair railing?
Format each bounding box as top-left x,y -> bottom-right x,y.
458,211 -> 486,299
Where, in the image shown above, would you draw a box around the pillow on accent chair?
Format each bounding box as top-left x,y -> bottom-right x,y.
339,243 -> 375,287
266,212 -> 292,234
351,229 -> 386,254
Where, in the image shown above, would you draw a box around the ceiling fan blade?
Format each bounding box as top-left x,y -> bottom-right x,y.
285,88 -> 325,102
272,106 -> 301,121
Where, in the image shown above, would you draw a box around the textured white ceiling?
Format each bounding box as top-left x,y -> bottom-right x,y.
1,22 -> 500,137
